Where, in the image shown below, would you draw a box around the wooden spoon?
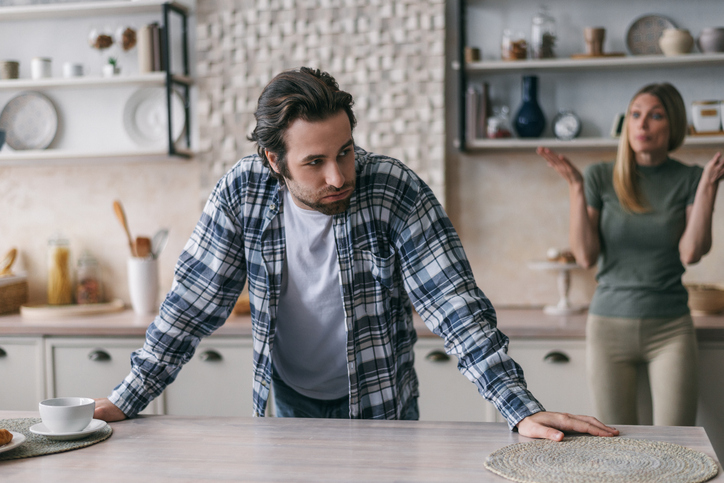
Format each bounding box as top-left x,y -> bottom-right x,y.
135,236 -> 152,258
0,247 -> 17,277
113,200 -> 137,257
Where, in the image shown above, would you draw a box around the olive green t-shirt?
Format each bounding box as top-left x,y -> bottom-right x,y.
584,158 -> 702,318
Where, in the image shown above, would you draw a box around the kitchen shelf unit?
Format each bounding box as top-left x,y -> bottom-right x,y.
0,72 -> 192,91
454,1 -> 724,152
0,0 -> 193,162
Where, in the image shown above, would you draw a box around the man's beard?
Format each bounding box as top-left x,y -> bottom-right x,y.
285,180 -> 355,216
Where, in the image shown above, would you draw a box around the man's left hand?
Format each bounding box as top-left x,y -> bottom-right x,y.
517,411 -> 619,442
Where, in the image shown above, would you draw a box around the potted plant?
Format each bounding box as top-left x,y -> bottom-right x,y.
102,57 -> 120,77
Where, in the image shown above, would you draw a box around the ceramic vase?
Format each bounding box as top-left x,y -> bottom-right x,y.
698,27 -> 724,53
514,75 -> 546,138
659,28 -> 694,56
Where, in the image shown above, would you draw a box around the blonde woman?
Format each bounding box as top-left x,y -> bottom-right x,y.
537,82 -> 724,426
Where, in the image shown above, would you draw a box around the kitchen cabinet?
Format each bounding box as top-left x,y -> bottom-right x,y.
161,338 -> 255,417
45,336 -> 161,415
0,337 -> 44,411
0,0 -> 193,165
697,342 -> 724,461
455,0 -> 724,151
504,339 -> 591,418
414,338 -> 497,422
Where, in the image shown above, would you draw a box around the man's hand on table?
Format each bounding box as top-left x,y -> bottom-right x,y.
517,411 -> 619,441
94,398 -> 127,422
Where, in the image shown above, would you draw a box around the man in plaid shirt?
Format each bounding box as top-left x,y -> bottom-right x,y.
96,67 -> 617,441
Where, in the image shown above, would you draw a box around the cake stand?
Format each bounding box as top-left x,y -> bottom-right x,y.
529,261 -> 587,315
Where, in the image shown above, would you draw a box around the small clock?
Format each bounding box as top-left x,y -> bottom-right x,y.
552,110 -> 582,140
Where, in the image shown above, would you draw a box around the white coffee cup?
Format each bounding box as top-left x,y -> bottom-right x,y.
39,397 -> 95,433
128,257 -> 159,315
63,62 -> 83,78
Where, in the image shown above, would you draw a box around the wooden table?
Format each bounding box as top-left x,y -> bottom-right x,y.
1,411 -> 721,482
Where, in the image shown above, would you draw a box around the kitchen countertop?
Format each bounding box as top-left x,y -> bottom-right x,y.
0,411 -> 721,482
1,307 -> 724,341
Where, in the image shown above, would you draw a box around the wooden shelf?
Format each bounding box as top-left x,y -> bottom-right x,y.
0,0 -> 190,21
464,135 -> 724,151
0,73 -> 192,91
454,52 -> 724,74
0,148 -> 194,166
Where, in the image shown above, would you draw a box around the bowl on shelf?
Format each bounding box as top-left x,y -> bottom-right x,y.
686,283 -> 724,315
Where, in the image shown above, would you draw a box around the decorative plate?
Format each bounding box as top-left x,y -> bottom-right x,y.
123,87 -> 185,147
626,14 -> 676,55
0,91 -> 58,150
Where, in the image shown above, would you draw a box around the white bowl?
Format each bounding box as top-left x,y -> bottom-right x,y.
38,397 -> 95,433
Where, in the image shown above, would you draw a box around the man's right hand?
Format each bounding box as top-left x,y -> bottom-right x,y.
94,398 -> 127,422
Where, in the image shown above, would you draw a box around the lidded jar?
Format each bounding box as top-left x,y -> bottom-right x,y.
48,233 -> 73,305
530,5 -> 556,59
501,29 -> 528,60
76,250 -> 103,305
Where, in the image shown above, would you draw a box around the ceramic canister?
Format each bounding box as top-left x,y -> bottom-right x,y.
698,27 -> 724,53
31,57 -> 52,79
691,101 -> 722,133
659,28 -> 694,56
0,60 -> 19,80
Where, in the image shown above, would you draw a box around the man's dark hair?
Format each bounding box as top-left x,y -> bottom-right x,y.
248,67 -> 357,183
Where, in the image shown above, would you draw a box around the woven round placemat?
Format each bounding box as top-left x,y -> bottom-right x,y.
484,436 -> 719,483
0,418 -> 112,461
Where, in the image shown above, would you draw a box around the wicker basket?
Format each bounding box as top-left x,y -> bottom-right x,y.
0,275 -> 29,315
686,283 -> 724,315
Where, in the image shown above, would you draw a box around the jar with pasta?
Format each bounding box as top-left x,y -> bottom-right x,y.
48,234 -> 73,305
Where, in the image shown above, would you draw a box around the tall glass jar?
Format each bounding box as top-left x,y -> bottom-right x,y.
76,250 -> 102,305
530,6 -> 556,59
48,233 -> 73,305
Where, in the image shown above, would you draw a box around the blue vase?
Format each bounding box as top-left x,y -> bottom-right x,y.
514,75 -> 546,138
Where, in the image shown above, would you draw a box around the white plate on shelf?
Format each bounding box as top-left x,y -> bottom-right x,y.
123,87 -> 185,147
0,431 -> 26,454
29,419 -> 107,441
0,91 -> 58,150
626,14 -> 676,55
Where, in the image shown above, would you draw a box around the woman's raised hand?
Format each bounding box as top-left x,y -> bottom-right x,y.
537,147 -> 583,186
701,152 -> 724,187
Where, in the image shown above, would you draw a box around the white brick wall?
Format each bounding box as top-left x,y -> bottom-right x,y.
196,0 -> 446,202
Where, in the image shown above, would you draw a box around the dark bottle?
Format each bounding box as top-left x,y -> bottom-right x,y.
514,75 -> 546,138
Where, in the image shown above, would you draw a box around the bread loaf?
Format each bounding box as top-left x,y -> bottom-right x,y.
0,429 -> 13,445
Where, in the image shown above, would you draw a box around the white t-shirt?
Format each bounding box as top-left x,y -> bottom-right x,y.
271,188 -> 349,400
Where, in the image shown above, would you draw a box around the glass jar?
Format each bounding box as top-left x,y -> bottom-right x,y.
76,250 -> 103,305
487,106 -> 512,138
48,234 -> 73,305
530,6 -> 556,59
501,29 -> 528,60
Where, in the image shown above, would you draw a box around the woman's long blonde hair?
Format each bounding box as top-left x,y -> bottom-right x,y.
613,83 -> 687,213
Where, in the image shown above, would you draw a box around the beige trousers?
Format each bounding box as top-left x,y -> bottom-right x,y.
586,313 -> 698,426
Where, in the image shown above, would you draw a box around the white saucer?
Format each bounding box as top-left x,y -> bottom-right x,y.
0,431 -> 26,453
30,419 -> 107,441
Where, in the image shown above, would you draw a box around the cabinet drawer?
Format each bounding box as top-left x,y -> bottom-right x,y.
0,337 -> 44,411
506,339 -> 591,418
414,338 -> 495,422
163,338 -> 253,417
46,337 -> 159,415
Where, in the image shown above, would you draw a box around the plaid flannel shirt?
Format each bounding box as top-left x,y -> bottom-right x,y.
109,146 -> 544,428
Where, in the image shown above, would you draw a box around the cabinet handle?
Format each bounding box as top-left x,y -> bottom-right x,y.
88,349 -> 111,362
199,349 -> 222,362
543,351 -> 570,364
0,347 -> 6,358
425,350 -> 450,363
